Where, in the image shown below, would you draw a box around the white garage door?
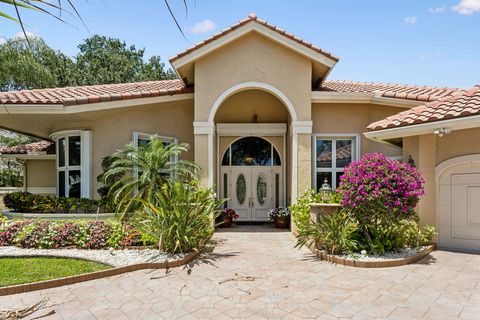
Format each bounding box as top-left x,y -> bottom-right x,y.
438,169 -> 480,252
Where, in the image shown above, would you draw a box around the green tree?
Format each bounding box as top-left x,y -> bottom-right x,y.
102,137 -> 199,218
142,56 -> 177,81
75,35 -> 145,85
0,37 -> 76,91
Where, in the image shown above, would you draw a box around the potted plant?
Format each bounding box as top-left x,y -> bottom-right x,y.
269,207 -> 291,229
217,208 -> 239,228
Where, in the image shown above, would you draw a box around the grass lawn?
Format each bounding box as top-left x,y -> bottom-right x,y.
0,257 -> 111,287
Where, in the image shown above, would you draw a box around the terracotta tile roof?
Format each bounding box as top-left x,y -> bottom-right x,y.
367,85 -> 480,131
169,13 -> 339,63
0,141 -> 55,155
317,145 -> 352,162
0,80 -> 191,106
319,80 -> 460,102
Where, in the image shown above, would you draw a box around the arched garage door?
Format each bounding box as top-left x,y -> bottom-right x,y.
437,155 -> 480,252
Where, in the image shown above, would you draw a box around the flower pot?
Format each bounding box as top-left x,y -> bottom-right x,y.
274,216 -> 290,229
218,216 -> 233,228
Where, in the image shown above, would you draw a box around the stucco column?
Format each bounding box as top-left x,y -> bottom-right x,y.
403,134 -> 437,227
291,121 -> 313,203
418,134 -> 437,227
193,122 -> 215,188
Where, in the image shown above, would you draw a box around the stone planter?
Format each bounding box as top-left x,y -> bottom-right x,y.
309,203 -> 342,224
2,210 -> 116,221
274,216 -> 290,229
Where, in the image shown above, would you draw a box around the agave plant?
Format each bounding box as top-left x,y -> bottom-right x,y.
102,136 -> 199,218
135,180 -> 224,253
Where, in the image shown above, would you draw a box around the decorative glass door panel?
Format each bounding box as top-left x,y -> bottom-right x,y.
230,167 -> 251,220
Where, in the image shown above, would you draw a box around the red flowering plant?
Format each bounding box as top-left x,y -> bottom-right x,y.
339,153 -> 425,224
220,208 -> 239,220
337,153 -> 430,254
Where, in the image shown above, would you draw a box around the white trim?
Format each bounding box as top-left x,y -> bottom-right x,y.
312,133 -> 361,190
80,130 -> 92,198
435,154 -> 480,182
193,122 -> 215,135
292,133 -> 298,202
365,114 -> 480,141
207,82 -> 298,123
0,154 -> 55,160
291,121 -> 313,135
311,91 -> 421,108
1,93 -> 194,115
171,21 -> 337,71
26,187 -> 56,194
51,130 -> 91,198
216,123 -> 287,136
208,133 -> 214,187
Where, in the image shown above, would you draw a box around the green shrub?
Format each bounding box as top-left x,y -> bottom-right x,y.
135,180 -> 224,253
365,218 -> 436,255
296,209 -> 360,255
3,191 -> 115,213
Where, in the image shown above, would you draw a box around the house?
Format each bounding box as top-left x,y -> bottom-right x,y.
0,14 -> 477,251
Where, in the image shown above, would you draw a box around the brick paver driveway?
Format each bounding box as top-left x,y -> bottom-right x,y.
1,225 -> 479,319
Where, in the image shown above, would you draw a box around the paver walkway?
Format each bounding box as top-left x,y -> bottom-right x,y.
1,224 -> 479,319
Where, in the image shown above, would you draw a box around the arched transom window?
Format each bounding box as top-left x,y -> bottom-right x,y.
222,137 -> 281,166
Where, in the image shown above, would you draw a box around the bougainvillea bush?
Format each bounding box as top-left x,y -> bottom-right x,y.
0,220 -> 142,249
339,153 -> 425,223
330,153 -> 435,255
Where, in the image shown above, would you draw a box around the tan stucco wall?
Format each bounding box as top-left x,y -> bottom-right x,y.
403,134 -> 437,227
45,100 -> 195,197
312,103 -> 403,157
297,134 -> 312,196
194,32 -> 312,122
403,128 -> 480,228
436,128 -> 480,165
26,159 -> 56,188
215,90 -> 289,123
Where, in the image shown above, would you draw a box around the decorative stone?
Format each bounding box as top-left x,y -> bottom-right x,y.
309,203 -> 342,224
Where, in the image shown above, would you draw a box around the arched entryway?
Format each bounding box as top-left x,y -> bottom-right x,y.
220,137 -> 283,221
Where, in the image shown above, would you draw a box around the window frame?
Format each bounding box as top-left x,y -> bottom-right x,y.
51,130 -> 92,198
131,131 -> 178,181
312,133 -> 360,190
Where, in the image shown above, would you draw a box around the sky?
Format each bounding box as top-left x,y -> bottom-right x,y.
1,0 -> 479,88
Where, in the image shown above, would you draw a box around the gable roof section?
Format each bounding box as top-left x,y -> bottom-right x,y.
367,85 -> 479,131
170,13 -> 339,86
319,80 -> 459,103
170,13 -> 339,64
0,80 -> 191,106
0,140 -> 55,155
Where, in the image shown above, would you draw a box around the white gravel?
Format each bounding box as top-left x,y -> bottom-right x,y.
0,246 -> 188,267
337,246 -> 427,261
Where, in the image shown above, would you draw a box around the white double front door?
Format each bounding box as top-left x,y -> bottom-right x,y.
221,166 -> 282,221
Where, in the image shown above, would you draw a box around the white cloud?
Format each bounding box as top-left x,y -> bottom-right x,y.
13,31 -> 39,40
188,19 -> 216,35
0,37 -> 6,45
429,6 -> 447,14
453,0 -> 480,15
404,16 -> 418,25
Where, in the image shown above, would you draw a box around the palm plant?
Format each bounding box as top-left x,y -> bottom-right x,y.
136,180 -> 224,253
102,136 -> 199,218
1,1 -> 189,44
